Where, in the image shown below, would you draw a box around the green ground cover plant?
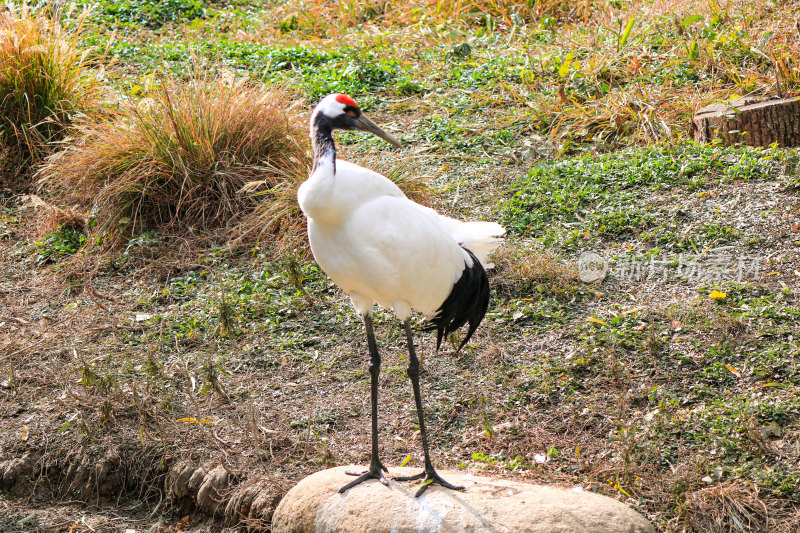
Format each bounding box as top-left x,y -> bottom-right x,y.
92,0 -> 207,28
502,143 -> 800,249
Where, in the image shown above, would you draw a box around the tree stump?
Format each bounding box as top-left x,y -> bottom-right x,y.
692,96 -> 800,147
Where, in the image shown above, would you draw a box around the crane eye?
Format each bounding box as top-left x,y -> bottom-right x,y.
344,106 -> 359,118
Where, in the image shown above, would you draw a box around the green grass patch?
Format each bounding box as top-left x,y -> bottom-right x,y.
86,0 -> 207,28
33,225 -> 86,265
103,39 -> 423,102
501,143 -> 799,249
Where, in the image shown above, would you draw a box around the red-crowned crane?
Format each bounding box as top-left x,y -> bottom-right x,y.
297,93 -> 504,496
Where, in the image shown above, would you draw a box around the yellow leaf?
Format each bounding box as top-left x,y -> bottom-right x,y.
725,364 -> 741,377
610,480 -> 631,497
710,290 -> 727,300
21,424 -> 29,441
400,453 -> 412,467
587,317 -> 608,326
175,417 -> 213,425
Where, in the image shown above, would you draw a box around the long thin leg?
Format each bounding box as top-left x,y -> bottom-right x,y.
394,319 -> 464,497
339,313 -> 389,493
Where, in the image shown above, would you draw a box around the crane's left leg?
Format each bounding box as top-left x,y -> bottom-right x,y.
394,319 -> 465,497
339,313 -> 389,492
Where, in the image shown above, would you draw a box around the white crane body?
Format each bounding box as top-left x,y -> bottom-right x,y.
299,159 -> 501,320
297,93 -> 504,496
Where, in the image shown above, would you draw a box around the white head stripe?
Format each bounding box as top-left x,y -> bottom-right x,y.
317,94 -> 347,118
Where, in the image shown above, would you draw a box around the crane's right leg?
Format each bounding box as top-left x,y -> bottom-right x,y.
393,320 -> 464,497
339,313 -> 389,492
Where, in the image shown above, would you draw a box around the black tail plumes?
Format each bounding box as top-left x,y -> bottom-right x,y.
427,248 -> 490,352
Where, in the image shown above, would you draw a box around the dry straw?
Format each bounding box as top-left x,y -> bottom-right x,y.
38,75 -> 311,250
0,2 -> 100,184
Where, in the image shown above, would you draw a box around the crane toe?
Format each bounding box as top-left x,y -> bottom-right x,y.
394,468 -> 465,497
339,460 -> 390,493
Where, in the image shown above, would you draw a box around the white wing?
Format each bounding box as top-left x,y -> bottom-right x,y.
415,208 -> 506,268
302,159 -> 505,318
309,195 -> 469,318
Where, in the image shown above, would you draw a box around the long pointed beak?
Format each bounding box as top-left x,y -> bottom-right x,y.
356,114 -> 402,148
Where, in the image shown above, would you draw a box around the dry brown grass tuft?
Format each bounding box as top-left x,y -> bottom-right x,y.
433,0 -> 601,26
38,76 -> 310,250
492,244 -> 580,299
19,193 -> 85,238
0,2 -> 101,186
683,481 -> 771,532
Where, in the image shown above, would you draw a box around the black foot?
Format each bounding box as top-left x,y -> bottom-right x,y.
394,468 -> 465,497
339,462 -> 389,493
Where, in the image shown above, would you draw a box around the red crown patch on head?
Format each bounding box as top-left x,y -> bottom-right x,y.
335,94 -> 358,108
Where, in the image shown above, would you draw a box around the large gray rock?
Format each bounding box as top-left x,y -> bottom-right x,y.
272,466 -> 654,532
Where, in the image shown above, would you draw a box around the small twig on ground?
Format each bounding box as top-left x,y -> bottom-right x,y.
0,337 -> 48,364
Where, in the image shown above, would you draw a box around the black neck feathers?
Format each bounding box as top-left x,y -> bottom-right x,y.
311,112 -> 336,173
